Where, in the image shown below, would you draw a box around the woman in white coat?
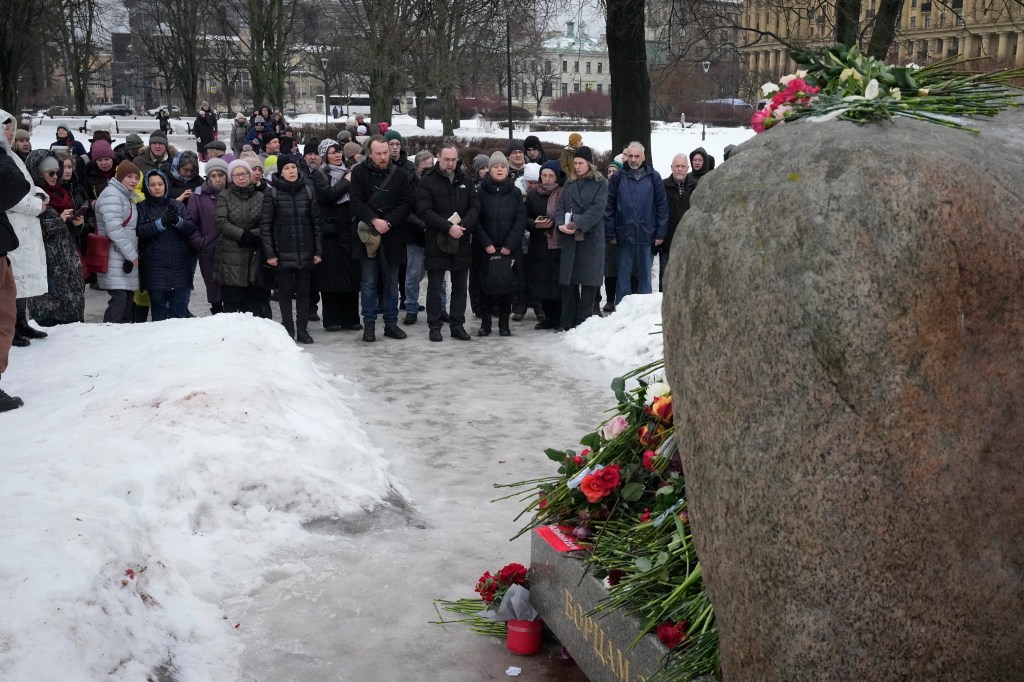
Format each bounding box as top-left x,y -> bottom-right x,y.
94,160 -> 141,322
0,110 -> 49,346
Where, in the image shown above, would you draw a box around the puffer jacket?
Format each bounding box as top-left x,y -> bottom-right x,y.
230,120 -> 249,156
95,178 -> 139,291
475,175 -> 527,256
260,174 -> 323,269
0,148 -> 30,255
136,169 -> 198,291
0,109 -> 48,297
215,182 -> 263,287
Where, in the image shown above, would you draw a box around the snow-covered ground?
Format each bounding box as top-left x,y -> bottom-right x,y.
564,292 -> 664,369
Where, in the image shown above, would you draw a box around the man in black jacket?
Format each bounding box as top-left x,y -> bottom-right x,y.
415,141 -> 481,342
660,153 -> 693,292
349,136 -> 415,342
0,144 -> 30,411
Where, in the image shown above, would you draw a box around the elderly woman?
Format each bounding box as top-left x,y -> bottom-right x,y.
312,139 -> 362,331
525,160 -> 566,330
556,146 -> 608,330
137,169 -> 198,320
188,157 -> 229,315
24,150 -> 85,326
215,159 -> 272,318
95,160 -> 141,323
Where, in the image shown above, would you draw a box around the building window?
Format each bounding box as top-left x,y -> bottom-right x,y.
597,62 -> 602,73
911,0 -> 916,6
561,83 -> 567,97
574,61 -> 579,72
542,82 -> 552,97
597,84 -> 602,93
939,12 -> 946,25
562,60 -> 567,73
545,60 -> 552,73
910,15 -> 916,27
924,14 -> 931,26
574,82 -> 580,93
586,62 -> 591,73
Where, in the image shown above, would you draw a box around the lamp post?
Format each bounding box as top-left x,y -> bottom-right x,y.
506,14 -> 513,140
321,57 -> 329,125
701,60 -> 711,142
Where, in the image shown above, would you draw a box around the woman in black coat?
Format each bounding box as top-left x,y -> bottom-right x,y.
136,169 -> 199,320
475,151 -> 527,337
193,110 -> 216,161
524,160 -> 565,329
312,139 -> 361,331
261,155 -> 323,342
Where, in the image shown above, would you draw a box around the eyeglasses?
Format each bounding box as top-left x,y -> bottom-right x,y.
44,170 -> 58,177
231,171 -> 251,178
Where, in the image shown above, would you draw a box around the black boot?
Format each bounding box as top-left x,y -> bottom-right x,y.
384,324 -> 407,339
0,387 -> 23,412
363,322 -> 376,342
211,302 -> 224,315
451,326 -> 471,341
296,329 -> 314,344
498,314 -> 511,336
477,314 -> 492,337
15,323 -> 47,339
11,334 -> 29,347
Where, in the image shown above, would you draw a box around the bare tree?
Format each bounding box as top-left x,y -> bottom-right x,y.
0,0 -> 50,111
53,0 -> 111,114
135,0 -> 210,113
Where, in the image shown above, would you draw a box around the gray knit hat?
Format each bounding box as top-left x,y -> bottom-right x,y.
488,151 -> 509,169
149,130 -> 168,146
472,153 -> 489,172
205,157 -> 229,177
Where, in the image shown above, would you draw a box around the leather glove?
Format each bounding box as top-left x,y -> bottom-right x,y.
162,205 -> 179,227
240,232 -> 260,247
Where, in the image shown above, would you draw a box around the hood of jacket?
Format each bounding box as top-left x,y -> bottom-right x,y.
170,150 -> 199,181
24,148 -> 62,188
689,147 -> 716,178
141,169 -> 171,205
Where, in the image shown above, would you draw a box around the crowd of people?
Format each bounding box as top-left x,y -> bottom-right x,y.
0,106 -> 718,413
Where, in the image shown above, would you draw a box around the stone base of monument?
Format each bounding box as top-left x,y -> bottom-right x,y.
530,526 -> 677,682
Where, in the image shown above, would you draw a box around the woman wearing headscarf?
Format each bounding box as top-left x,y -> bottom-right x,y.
215,159 -> 272,318
525,160 -> 566,330
556,146 -> 608,330
24,150 -> 85,326
94,160 -> 141,323
136,169 -> 198,320
53,125 -> 87,159
0,110 -> 49,346
311,138 -> 362,331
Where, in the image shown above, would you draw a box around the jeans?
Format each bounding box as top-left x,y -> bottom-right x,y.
614,242 -> 654,304
277,268 -> 312,336
360,252 -> 399,325
103,290 -> 133,323
428,268 -> 467,330
149,288 -> 192,321
406,244 -> 447,314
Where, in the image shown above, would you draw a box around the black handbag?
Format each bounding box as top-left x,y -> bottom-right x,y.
248,250 -> 276,290
483,253 -> 517,295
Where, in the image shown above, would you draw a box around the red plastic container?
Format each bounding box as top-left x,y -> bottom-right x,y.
506,618 -> 544,655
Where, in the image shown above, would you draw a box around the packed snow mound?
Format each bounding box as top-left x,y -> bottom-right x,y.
0,314 -> 403,681
563,293 -> 663,371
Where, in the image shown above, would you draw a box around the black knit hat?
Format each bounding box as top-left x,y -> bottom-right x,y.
304,138 -> 321,156
524,135 -> 542,151
506,139 -> 525,155
573,146 -> 594,164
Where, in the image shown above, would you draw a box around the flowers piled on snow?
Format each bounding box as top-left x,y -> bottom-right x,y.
475,563 -> 529,609
753,43 -> 1024,133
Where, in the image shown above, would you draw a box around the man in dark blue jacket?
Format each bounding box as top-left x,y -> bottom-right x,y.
604,142 -> 668,305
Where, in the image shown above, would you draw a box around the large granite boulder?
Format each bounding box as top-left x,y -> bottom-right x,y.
663,110 -> 1024,680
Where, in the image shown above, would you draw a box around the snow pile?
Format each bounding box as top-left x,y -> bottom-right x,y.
563,293 -> 663,370
0,315 -> 402,681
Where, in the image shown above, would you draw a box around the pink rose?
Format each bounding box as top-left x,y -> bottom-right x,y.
601,415 -> 628,440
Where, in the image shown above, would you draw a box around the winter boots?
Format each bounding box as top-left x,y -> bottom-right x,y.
363,322 -> 376,342
477,314 -> 492,337
383,324 -> 407,339
498,314 -> 512,337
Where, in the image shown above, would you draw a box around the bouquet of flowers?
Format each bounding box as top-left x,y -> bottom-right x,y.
475,563 -> 539,622
753,43 -> 1024,133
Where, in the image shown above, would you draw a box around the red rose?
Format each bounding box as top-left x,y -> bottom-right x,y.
579,465 -> 622,503
642,449 -> 657,472
650,396 -> 672,422
656,621 -> 687,649
640,507 -> 650,522
498,563 -> 528,586
607,569 -> 625,586
580,448 -> 591,458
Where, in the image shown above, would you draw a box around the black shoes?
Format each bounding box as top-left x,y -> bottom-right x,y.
324,325 -> 343,332
603,302 -> 616,313
0,389 -> 23,412
535,319 -> 558,330
384,324 -> 407,339
498,315 -> 511,336
16,324 -> 47,339
343,322 -> 363,331
12,335 -> 29,347
477,315 -> 492,337
511,312 -> 524,322
363,323 -> 376,342
403,313 -> 417,325
296,330 -> 314,344
429,329 -> 443,342
451,326 -> 471,341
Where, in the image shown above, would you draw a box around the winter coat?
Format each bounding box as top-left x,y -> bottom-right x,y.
0,149 -> 29,256
260,174 -> 324,270
312,165 -> 361,292
157,111 -> 171,132
663,174 -> 694,253
94,179 -> 139,291
476,175 -> 526,256
134,145 -> 178,178
84,160 -> 116,202
604,165 -> 669,245
137,169 -> 199,291
416,164 -> 480,272
557,170 -> 608,287
215,181 -> 263,288
24,149 -> 84,324
349,157 -> 415,264
54,126 -> 87,158
524,185 -> 563,302
230,120 -> 249,156
193,113 -> 216,148
187,178 -> 222,302
168,151 -> 203,201
245,126 -> 267,153
559,146 -> 577,178
0,111 -> 49,297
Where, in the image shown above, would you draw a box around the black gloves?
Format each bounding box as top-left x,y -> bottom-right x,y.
239,232 -> 260,248
162,205 -> 179,227
122,261 -> 134,273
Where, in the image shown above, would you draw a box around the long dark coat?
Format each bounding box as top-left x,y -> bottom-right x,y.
524,185 -> 563,302
475,175 -> 526,255
214,182 -> 263,288
260,174 -> 324,270
187,178 -> 222,302
415,164 -> 480,272
137,170 -> 199,291
312,165 -> 361,292
556,170 -> 608,287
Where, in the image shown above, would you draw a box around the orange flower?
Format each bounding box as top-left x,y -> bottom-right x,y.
579,464 -> 621,503
651,395 -> 673,422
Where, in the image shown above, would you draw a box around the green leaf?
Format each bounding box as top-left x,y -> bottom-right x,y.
621,482 -> 645,502
634,556 -> 652,573
610,376 -> 627,402
579,432 -> 601,450
544,448 -> 565,462
655,485 -> 676,503
655,551 -> 669,567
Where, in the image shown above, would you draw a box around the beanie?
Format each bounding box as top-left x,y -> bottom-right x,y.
39,155 -> 61,174
149,130 -> 168,146
303,138 -> 321,156
337,130 -> 352,142
253,115 -> 266,124
607,160 -> 623,171
573,146 -> 594,164
505,139 -> 525,155
277,154 -> 298,173
384,130 -> 402,142
263,155 -> 278,173
205,157 -> 229,177
236,112 -> 246,122
318,138 -> 340,159
522,162 -> 541,182
240,151 -> 261,168
540,159 -> 563,180
472,153 -> 489,172
90,140 -> 115,161
14,129 -> 30,141
126,133 -> 144,150
568,132 -> 582,147
227,159 -> 252,179
115,160 -> 141,181
356,125 -> 368,135
343,142 -> 361,159
488,151 -> 509,169
524,135 -> 542,151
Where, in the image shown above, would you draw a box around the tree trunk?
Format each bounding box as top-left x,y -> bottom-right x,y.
441,88 -> 458,136
867,0 -> 906,59
415,90 -> 427,129
835,0 -> 864,48
606,0 -> 652,163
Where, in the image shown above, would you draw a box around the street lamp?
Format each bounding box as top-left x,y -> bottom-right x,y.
701,60 -> 711,142
321,57 -> 329,125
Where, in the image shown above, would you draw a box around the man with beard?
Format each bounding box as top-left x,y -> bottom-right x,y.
415,141 -> 480,342
604,141 -> 668,305
660,153 -> 693,292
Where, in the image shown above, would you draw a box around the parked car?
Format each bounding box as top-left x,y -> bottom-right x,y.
42,105 -> 69,117
146,104 -> 180,116
283,107 -> 300,117
93,102 -> 133,116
